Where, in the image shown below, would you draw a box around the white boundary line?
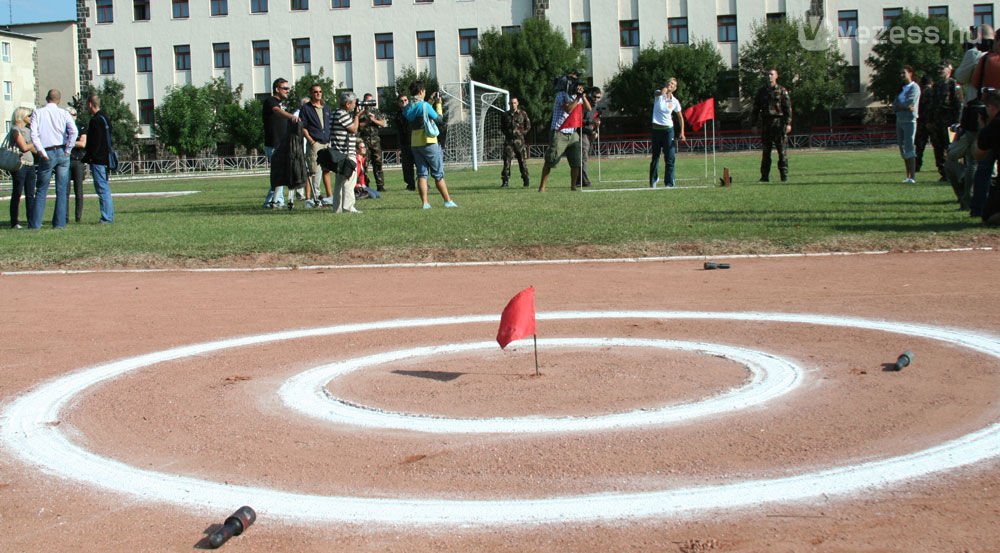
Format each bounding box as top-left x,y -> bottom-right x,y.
1,248 -> 993,277
0,191 -> 199,202
3,311 -> 1000,525
584,185 -> 712,192
281,337 -> 802,433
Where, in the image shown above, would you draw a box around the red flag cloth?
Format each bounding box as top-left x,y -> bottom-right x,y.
496,287 -> 537,349
559,103 -> 584,130
682,98 -> 715,132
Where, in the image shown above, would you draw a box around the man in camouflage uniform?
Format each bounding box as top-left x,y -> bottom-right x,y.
914,75 -> 934,172
751,68 -> 793,182
500,96 -> 531,188
357,92 -> 388,192
577,87 -> 602,188
927,61 -> 964,181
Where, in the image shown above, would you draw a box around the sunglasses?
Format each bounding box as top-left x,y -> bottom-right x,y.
280,86 -> 291,91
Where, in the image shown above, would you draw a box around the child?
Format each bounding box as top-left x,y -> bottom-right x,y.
355,142 -> 380,199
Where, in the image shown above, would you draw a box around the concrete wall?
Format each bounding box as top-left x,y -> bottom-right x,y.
0,31 -> 38,134
8,21 -> 80,107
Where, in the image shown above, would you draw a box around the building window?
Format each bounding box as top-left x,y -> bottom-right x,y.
459,28 -> 478,55
213,43 -> 230,68
251,0 -> 268,13
415,0 -> 432,3
416,31 -> 435,57
975,4 -> 994,28
501,25 -> 520,35
717,15 -> 738,42
136,47 -> 152,72
766,12 -> 786,24
883,8 -> 902,28
252,40 -> 270,66
172,0 -> 189,18
845,65 -> 861,93
928,6 -> 948,19
293,37 -> 311,63
1,41 -> 10,62
619,20 -> 639,47
98,49 -> 115,74
572,22 -> 592,48
334,35 -> 352,61
375,33 -> 394,59
138,99 -> 155,125
331,0 -> 349,7
374,0 -> 390,5
96,0 -> 114,23
291,0 -> 308,9
133,0 -> 150,20
668,17 -> 688,44
838,10 -> 858,37
211,0 -> 228,15
174,44 -> 191,70
3,81 -> 12,102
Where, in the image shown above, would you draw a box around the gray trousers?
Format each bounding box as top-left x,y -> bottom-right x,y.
945,130 -> 977,210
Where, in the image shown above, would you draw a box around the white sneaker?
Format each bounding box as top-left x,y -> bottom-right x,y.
347,206 -> 361,213
304,199 -> 316,208
902,178 -> 916,184
321,197 -> 334,206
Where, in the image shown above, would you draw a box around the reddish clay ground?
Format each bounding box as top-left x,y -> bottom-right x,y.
2,250 -> 1000,552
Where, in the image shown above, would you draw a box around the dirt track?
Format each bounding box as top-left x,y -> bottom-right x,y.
1,250 -> 999,552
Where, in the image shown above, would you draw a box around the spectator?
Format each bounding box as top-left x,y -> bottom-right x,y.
538,78 -> 590,192
404,81 -> 457,209
300,85 -> 334,208
81,95 -> 115,224
973,90 -> 1000,221
330,91 -> 362,214
358,93 -> 388,192
970,33 -> 1000,93
6,107 -> 37,229
68,106 -> 86,223
394,94 -> 416,191
29,89 -> 78,229
956,24 -> 994,101
261,78 -> 299,209
893,66 -> 921,184
649,79 -> 685,188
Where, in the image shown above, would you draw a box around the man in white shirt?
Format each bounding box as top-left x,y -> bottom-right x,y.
29,89 -> 78,229
649,78 -> 686,188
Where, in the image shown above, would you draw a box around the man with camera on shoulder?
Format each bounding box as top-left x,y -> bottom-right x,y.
538,71 -> 591,192
357,93 -> 388,192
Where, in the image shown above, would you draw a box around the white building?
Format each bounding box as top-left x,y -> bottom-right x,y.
0,29 -> 39,135
79,0 -> 997,137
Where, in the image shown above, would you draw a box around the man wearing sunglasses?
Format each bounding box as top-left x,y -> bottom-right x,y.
262,78 -> 299,208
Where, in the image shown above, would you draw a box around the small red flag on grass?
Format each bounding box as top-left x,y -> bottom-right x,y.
496,287 -> 536,349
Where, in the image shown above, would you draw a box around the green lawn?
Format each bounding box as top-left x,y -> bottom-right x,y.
2,148 -> 996,270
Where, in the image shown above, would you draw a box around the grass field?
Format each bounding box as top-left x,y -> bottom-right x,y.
1,148 -> 997,270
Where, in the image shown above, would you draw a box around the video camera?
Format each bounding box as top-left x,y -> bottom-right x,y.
553,73 -> 581,95
358,99 -> 378,108
965,26 -> 994,52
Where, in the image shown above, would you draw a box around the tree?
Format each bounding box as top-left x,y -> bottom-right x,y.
219,98 -> 264,155
865,10 -> 963,105
739,18 -> 850,127
73,79 -> 141,156
153,84 -> 216,158
468,18 -> 587,132
202,76 -> 242,144
605,40 -> 727,119
383,65 -> 440,122
289,68 -> 337,110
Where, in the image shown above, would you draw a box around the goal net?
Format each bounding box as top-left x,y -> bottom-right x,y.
439,80 -> 509,170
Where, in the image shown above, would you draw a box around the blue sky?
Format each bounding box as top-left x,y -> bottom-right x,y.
4,0 -> 75,25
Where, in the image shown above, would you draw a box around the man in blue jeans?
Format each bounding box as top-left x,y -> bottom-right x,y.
30,89 -> 78,229
82,94 -> 115,223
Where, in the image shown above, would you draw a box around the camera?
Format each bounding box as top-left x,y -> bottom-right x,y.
553,73 -> 580,94
358,99 -> 378,108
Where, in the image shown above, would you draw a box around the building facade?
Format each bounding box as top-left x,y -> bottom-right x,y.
79,0 -> 996,137
0,29 -> 39,135
7,21 -> 81,108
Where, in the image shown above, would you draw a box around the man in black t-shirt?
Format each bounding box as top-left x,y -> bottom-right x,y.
261,78 -> 299,208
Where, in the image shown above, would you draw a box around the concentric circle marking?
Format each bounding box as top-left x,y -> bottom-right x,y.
280,337 -> 802,433
3,311 -> 1000,525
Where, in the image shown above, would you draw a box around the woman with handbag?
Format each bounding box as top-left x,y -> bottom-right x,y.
5,107 -> 37,229
403,81 -> 457,209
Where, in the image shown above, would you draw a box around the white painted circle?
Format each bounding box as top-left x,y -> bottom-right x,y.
3,311 -> 1000,525
280,337 -> 802,433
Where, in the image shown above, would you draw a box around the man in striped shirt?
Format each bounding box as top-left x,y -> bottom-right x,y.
330,91 -> 362,214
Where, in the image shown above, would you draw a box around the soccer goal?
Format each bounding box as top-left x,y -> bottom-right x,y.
439,80 -> 510,170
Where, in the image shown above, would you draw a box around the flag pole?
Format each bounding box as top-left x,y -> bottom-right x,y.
533,334 -> 540,376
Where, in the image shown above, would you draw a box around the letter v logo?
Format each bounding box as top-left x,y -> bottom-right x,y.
798,16 -> 834,52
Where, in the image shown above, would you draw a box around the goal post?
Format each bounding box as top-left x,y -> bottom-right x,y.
439,80 -> 510,171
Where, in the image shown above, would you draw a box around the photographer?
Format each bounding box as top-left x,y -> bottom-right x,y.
330,91 -> 362,214
357,93 -> 388,192
403,82 -> 457,209
538,72 -> 591,192
956,25 -> 994,101
973,89 -> 1000,221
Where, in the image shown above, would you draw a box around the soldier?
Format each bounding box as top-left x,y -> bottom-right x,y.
927,61 -> 963,181
500,96 -> 531,188
751,68 -> 793,182
914,75 -> 934,173
357,92 -> 387,192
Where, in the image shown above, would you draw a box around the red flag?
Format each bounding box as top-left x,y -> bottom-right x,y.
559,103 -> 584,130
496,287 -> 536,349
682,98 -> 715,132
